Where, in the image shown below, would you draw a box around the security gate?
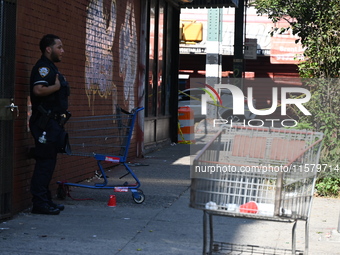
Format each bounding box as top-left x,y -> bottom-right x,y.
0,0 -> 16,220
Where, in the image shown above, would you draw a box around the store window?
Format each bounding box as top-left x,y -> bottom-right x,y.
146,0 -> 168,117
147,0 -> 156,117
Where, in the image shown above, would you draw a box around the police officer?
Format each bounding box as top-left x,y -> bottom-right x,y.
29,34 -> 70,215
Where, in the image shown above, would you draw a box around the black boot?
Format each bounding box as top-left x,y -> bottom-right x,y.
48,201 -> 65,211
32,204 -> 60,215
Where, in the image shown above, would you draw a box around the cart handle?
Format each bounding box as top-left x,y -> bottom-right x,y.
117,106 -> 144,115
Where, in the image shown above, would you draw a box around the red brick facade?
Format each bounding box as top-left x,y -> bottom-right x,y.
13,0 -> 143,214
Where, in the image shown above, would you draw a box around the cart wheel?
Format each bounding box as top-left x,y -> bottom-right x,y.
132,191 -> 145,204
57,184 -> 67,200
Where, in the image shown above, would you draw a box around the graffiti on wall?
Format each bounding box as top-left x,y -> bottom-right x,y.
85,0 -> 117,113
85,0 -> 138,113
119,1 -> 137,111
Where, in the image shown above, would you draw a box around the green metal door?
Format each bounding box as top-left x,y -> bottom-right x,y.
0,0 -> 17,220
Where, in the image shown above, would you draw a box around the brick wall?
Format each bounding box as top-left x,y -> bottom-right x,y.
13,0 -> 141,213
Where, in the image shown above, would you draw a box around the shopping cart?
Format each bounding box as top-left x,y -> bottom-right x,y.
191,125 -> 323,254
57,106 -> 145,204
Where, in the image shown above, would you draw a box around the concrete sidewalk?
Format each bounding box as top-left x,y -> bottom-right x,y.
0,143 -> 340,255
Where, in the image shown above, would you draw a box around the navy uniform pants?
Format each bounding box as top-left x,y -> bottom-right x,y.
30,117 -> 64,207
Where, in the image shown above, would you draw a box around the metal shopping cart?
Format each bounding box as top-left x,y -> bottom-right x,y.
191,125 -> 323,255
57,106 -> 145,204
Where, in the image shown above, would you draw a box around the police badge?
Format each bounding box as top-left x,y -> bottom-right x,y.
39,67 -> 50,77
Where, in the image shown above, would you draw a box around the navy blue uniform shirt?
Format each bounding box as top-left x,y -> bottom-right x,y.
30,55 -> 69,114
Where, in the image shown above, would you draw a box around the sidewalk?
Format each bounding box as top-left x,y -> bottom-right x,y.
0,143 -> 340,255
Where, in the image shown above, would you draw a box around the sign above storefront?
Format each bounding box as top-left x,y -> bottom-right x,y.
270,36 -> 305,64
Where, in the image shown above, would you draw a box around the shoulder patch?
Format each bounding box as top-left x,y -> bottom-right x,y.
39,67 -> 50,77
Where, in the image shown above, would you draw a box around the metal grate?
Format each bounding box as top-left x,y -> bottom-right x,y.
210,242 -> 303,255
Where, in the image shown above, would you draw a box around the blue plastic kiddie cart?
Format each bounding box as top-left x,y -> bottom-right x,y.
57,106 -> 145,204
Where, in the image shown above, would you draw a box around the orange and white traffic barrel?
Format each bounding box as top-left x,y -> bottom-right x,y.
178,106 -> 195,144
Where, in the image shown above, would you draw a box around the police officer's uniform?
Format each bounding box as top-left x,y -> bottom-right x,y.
29,55 -> 70,214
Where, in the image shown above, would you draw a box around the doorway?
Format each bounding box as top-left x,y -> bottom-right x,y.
0,0 -> 16,219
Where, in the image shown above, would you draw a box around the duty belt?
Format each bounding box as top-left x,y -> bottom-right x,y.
53,111 -> 71,126
51,113 -> 64,120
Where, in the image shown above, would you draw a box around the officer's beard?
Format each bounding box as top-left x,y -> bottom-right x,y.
51,51 -> 61,63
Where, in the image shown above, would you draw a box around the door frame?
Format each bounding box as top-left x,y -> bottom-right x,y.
0,0 -> 17,220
